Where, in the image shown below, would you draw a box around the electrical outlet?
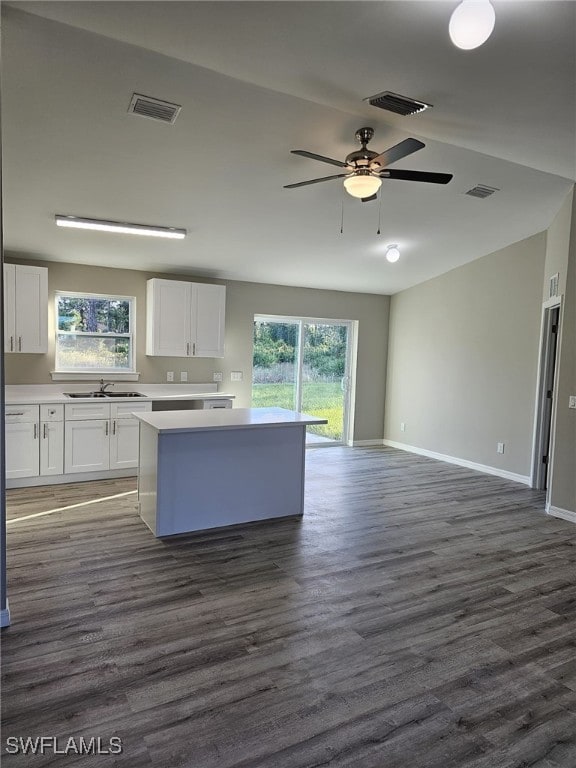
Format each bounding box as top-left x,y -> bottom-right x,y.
231,371 -> 243,382
166,371 -> 174,382
400,422 -> 406,432
569,395 -> 576,409
213,372 -> 223,383
180,371 -> 188,382
497,442 -> 505,454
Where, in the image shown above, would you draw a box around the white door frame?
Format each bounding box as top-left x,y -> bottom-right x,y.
253,314 -> 357,445
531,295 -> 563,498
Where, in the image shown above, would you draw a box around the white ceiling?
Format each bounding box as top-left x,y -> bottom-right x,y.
2,1 -> 575,294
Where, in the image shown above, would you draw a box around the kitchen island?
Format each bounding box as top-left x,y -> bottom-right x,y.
135,407 -> 327,537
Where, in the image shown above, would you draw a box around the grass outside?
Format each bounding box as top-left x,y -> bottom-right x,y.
251,381 -> 343,440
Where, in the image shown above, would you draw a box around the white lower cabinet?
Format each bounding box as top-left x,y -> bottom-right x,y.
40,421 -> 64,476
64,401 -> 151,474
5,421 -> 40,479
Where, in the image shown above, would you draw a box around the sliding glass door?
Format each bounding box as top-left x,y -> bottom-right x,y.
252,316 -> 353,445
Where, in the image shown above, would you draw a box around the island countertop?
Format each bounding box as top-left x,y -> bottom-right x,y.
134,406 -> 327,434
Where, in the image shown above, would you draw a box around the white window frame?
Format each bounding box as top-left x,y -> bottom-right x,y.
53,291 -> 137,379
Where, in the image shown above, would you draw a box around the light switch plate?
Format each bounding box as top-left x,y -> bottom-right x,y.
180,371 -> 188,382
569,395 -> 576,409
231,371 -> 243,382
166,371 -> 174,382
213,372 -> 223,382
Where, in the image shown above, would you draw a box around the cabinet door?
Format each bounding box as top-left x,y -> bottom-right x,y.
193,283 -> 226,358
146,279 -> 191,357
40,422 -> 64,476
5,421 -> 40,479
65,419 -> 110,473
109,418 -> 140,470
3,264 -> 16,353
14,265 -> 48,353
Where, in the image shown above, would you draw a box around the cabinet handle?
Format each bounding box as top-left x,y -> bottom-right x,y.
186,341 -> 190,356
6,411 -> 25,416
193,342 -> 196,356
10,336 -> 13,352
33,423 -> 38,439
43,423 -> 47,439
18,336 -> 22,352
112,420 -> 116,436
105,421 -> 109,436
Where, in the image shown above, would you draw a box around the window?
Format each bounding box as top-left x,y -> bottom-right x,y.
55,292 -> 135,373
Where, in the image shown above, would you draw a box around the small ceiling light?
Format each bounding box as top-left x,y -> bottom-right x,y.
449,0 -> 495,50
55,215 -> 186,239
343,173 -> 382,200
385,244 -> 400,263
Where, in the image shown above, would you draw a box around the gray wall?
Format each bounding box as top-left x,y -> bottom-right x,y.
4,257 -> 390,443
548,190 -> 576,513
384,233 -> 546,477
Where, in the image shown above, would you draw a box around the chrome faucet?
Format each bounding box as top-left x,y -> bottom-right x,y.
98,379 -> 113,393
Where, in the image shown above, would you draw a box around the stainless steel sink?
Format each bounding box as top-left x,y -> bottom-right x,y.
64,392 -> 109,398
64,391 -> 145,398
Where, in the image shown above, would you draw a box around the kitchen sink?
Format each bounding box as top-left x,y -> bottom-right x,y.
64,391 -> 145,398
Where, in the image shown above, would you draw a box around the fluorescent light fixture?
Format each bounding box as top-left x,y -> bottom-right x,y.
385,244 -> 400,263
343,174 -> 382,200
55,215 -> 186,239
449,0 -> 495,50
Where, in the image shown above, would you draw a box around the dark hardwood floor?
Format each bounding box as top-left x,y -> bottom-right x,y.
2,447 -> 576,767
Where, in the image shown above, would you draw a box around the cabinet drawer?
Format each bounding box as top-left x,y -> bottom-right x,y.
110,401 -> 152,419
5,405 -> 39,423
40,404 -> 64,422
65,402 -> 111,421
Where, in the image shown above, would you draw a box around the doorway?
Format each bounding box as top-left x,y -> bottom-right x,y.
251,315 -> 354,445
532,300 -> 561,492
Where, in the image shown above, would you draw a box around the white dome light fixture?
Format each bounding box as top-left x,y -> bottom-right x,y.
449,0 -> 496,50
343,173 -> 382,200
385,244 -> 400,263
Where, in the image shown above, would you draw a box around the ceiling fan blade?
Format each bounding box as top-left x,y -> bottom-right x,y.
360,194 -> 378,203
284,174 -> 348,189
371,138 -> 425,168
381,169 -> 453,184
291,150 -> 348,168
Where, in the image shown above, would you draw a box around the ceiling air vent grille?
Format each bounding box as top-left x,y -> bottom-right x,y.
465,184 -> 499,199
364,91 -> 432,116
128,93 -> 181,124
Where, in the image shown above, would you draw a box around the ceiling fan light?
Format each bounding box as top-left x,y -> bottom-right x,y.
385,244 -> 400,263
449,0 -> 495,50
343,175 -> 382,199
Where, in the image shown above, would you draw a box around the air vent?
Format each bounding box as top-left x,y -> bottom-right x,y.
364,91 -> 432,116
128,93 -> 181,124
465,184 -> 499,199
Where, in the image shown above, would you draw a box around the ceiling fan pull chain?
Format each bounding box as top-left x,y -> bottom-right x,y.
340,196 -> 344,234
377,191 -> 382,235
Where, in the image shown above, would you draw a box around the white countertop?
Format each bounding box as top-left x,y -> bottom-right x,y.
4,383 -> 234,404
134,407 -> 327,433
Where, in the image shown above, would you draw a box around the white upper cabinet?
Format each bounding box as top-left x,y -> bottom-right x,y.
4,264 -> 48,354
146,278 -> 225,358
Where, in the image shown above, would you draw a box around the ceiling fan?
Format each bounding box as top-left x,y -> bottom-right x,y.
284,127 -> 453,202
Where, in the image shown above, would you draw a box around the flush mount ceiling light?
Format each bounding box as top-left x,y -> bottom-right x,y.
385,244 -> 400,263
342,172 -> 382,200
55,215 -> 186,239
449,0 -> 496,50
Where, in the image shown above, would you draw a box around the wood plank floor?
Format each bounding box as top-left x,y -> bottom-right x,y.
2,447 -> 576,767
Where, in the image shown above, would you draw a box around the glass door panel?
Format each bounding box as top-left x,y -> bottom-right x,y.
251,319 -> 299,411
301,323 -> 349,444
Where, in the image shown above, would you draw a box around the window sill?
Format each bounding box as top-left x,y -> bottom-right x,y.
50,371 -> 141,382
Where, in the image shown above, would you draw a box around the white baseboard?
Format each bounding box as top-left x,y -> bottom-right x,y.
6,468 -> 137,489
546,505 -> 576,524
382,439 -> 531,486
352,439 -> 385,447
0,603 -> 11,628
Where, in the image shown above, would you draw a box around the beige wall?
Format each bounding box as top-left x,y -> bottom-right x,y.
4,256 -> 389,443
543,188 -> 573,300
548,189 -> 576,513
384,233 -> 546,477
